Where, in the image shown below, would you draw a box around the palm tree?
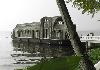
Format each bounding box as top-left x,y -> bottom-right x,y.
56,0 -> 96,70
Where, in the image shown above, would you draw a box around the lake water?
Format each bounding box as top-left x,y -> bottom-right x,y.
0,31 -> 36,70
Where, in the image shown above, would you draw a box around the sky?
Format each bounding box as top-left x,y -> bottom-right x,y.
0,0 -> 100,31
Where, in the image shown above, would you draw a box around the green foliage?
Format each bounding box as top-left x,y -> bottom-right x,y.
18,56 -> 80,70
66,0 -> 100,16
88,47 -> 100,64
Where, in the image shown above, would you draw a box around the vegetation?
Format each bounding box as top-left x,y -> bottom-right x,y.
88,47 -> 100,64
17,56 -> 80,70
66,0 -> 100,16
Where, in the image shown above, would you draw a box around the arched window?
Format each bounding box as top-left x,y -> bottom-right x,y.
53,30 -> 56,39
35,30 -> 39,38
19,30 -> 23,37
17,30 -> 20,37
65,32 -> 69,39
43,29 -> 48,38
45,19 -> 48,22
25,30 -> 27,34
44,19 -> 48,27
27,30 -> 30,34
58,21 -> 63,24
57,30 -> 61,39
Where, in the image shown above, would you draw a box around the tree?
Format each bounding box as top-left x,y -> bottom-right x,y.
56,0 -> 96,70
66,0 -> 100,17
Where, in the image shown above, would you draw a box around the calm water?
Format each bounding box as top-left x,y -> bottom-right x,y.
0,31 -> 36,70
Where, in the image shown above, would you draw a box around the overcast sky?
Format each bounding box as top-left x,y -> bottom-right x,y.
0,0 -> 100,31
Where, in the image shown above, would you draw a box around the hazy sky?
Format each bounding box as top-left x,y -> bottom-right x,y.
0,0 -> 100,31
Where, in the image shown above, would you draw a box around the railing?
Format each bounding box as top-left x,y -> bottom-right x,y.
18,37 -> 32,38
80,36 -> 100,41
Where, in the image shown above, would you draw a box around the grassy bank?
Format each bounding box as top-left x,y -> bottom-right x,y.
17,56 -> 80,70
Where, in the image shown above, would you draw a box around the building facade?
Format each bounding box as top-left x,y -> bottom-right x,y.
12,16 -> 76,40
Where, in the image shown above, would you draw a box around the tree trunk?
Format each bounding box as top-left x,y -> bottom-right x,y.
56,0 -> 96,70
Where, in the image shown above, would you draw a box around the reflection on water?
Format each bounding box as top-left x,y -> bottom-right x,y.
0,31 -> 74,70
12,40 -> 74,57
11,41 -> 42,65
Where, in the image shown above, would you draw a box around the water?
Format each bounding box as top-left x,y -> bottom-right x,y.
77,31 -> 100,36
0,31 -> 36,70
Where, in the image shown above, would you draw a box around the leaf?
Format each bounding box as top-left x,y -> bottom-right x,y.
66,0 -> 100,15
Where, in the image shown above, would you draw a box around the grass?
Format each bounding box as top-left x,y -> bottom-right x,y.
17,56 -> 80,70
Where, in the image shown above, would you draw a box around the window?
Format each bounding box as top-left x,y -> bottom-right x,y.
44,29 -> 48,38
45,19 -> 48,22
17,31 -> 20,37
36,30 -> 39,38
27,30 -> 30,34
44,19 -> 48,27
58,21 -> 63,24
57,30 -> 61,39
32,30 -> 34,38
57,32 -> 60,38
